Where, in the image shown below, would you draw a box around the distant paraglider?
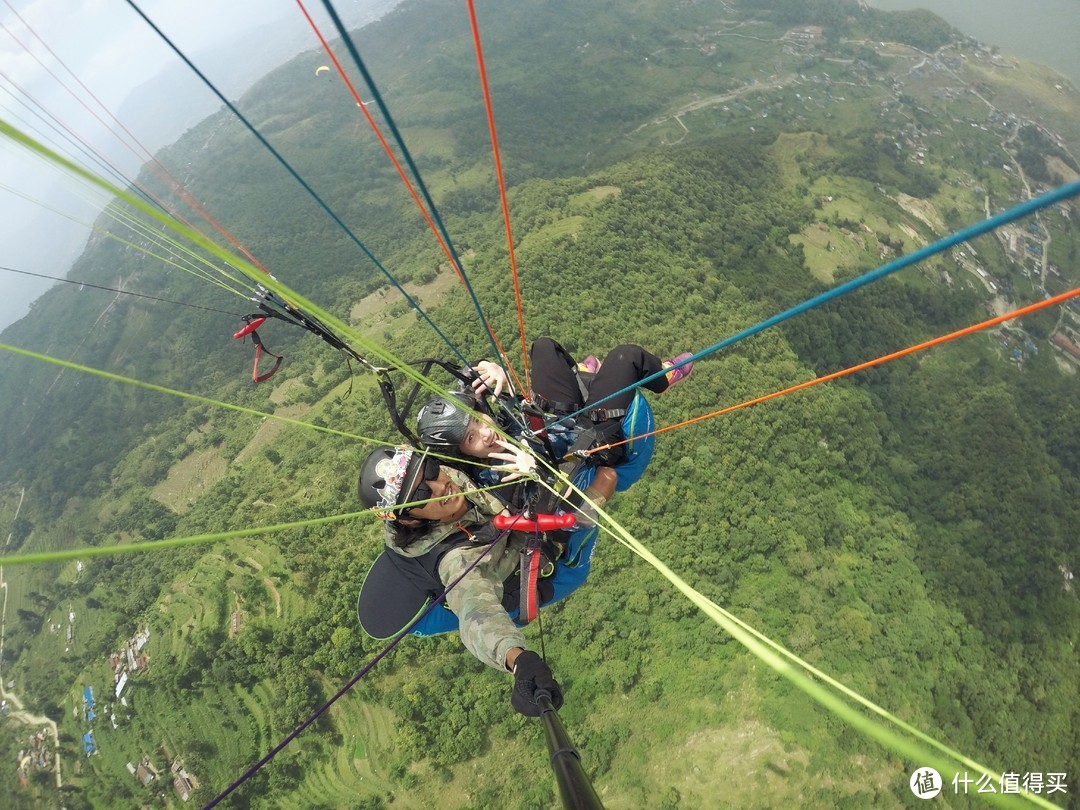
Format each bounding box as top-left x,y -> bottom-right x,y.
315,65 -> 331,78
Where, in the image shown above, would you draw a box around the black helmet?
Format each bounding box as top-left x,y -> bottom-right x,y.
416,391 -> 475,451
358,446 -> 432,521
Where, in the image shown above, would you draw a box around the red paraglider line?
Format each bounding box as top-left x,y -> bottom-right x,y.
294,0 -> 527,396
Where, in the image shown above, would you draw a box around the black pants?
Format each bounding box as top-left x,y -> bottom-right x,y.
529,337 -> 668,418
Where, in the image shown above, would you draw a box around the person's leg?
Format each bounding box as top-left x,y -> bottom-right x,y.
586,344 -> 668,412
529,337 -> 586,413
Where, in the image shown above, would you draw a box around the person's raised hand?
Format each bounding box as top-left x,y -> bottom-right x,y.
487,439 -> 536,481
470,360 -> 509,397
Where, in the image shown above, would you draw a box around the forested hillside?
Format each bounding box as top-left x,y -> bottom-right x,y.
1,0 -> 1078,807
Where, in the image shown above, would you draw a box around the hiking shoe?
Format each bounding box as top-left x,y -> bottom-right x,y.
576,355 -> 601,374
663,353 -> 694,389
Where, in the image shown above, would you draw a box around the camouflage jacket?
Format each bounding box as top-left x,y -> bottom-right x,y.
385,466 -> 527,670
437,527 -> 528,671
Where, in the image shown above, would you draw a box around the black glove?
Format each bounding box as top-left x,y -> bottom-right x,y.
511,650 -> 563,716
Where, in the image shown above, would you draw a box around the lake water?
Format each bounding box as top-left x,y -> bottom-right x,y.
867,0 -> 1080,85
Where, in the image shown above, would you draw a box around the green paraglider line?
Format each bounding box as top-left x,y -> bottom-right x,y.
0,342 -> 376,443
122,0 -> 476,370
0,512 -> 372,566
0,482 -> 510,567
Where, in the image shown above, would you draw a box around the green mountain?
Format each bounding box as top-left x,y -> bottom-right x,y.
1,0 -> 1078,807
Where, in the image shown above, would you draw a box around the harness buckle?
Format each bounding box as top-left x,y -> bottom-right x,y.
585,407 -> 627,423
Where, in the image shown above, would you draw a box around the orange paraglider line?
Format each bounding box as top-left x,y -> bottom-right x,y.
588,286 -> 1080,455
294,0 -> 526,394
465,0 -> 530,390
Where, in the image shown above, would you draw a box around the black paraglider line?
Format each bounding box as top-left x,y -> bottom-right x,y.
204,519 -> 523,808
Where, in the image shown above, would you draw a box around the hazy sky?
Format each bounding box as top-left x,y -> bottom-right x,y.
866,0 -> 1080,85
0,0 -> 399,332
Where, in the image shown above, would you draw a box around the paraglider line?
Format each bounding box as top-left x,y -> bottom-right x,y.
0,481 -> 511,567
0,342 -> 377,444
590,286 -> 1080,454
552,177 -> 1080,428
0,182 -> 249,299
317,0 -> 520,388
204,519 -> 518,808
123,0 -> 472,369
0,511 -> 372,567
0,265 -> 242,316
465,0 -> 530,388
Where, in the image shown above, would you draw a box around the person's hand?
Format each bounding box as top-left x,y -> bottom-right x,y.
487,439 -> 536,481
511,650 -> 563,716
470,360 -> 510,397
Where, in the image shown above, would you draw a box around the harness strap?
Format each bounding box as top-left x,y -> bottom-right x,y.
531,393 -> 579,415
584,407 -> 626,422
572,366 -> 590,403
517,538 -> 560,626
519,545 -> 542,625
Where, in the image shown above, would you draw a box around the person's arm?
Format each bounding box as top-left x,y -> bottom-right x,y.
568,466 -> 617,528
438,545 -> 526,671
439,536 -> 564,715
586,466 -> 617,505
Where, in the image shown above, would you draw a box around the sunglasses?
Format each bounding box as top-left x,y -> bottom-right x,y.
404,456 -> 441,510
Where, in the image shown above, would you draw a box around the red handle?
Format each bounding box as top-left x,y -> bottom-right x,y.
233,317 -> 266,339
494,513 -> 576,532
